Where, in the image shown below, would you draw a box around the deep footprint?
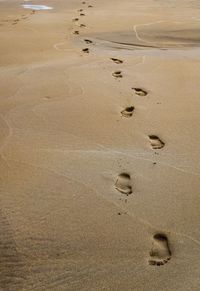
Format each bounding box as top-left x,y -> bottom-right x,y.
115,173 -> 132,195
121,106 -> 135,118
149,135 -> 165,149
110,58 -> 123,64
112,71 -> 123,78
82,48 -> 89,53
132,88 -> 148,96
84,39 -> 93,44
149,233 -> 171,266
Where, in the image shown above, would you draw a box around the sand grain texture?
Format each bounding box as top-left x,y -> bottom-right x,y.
1,0 -> 200,290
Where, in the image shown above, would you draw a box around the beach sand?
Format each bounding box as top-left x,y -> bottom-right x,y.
0,0 -> 200,290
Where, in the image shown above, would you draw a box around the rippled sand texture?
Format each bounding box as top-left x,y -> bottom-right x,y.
0,0 -> 200,290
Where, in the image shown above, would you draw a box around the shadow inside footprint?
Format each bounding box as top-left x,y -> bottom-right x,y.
112,71 -> 123,78
149,135 -> 165,150
73,18 -> 79,22
82,48 -> 89,53
110,58 -> 123,64
80,13 -> 85,16
84,39 -> 93,44
73,30 -> 79,35
132,88 -> 148,96
80,24 -> 86,27
121,106 -> 134,118
115,173 -> 132,195
149,233 -> 171,266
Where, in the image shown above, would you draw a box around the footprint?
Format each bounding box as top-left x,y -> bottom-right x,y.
12,18 -> 20,25
149,233 -> 171,266
84,39 -> 93,44
43,96 -> 51,100
78,9 -> 83,12
73,30 -> 79,35
88,5 -> 93,8
112,71 -> 123,78
115,173 -> 132,195
80,13 -> 85,16
110,58 -> 123,64
82,48 -> 89,53
80,24 -> 86,27
149,135 -> 165,150
73,18 -> 79,22
121,106 -> 135,118
132,88 -> 148,96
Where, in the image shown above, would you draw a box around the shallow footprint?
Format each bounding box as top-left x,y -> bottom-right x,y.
121,106 -> 134,118
112,71 -> 123,78
149,135 -> 165,149
132,88 -> 148,96
73,30 -> 79,35
115,173 -> 132,195
149,233 -> 171,266
110,58 -> 123,64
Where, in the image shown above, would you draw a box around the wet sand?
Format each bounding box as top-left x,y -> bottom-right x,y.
1,0 -> 200,290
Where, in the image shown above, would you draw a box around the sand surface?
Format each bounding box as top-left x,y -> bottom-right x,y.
1,0 -> 200,290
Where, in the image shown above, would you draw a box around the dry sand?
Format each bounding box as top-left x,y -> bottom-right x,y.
1,0 -> 200,290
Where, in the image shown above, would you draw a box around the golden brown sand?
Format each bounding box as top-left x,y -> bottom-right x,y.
1,0 -> 200,289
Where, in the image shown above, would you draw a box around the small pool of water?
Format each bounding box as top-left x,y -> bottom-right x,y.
22,4 -> 53,10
